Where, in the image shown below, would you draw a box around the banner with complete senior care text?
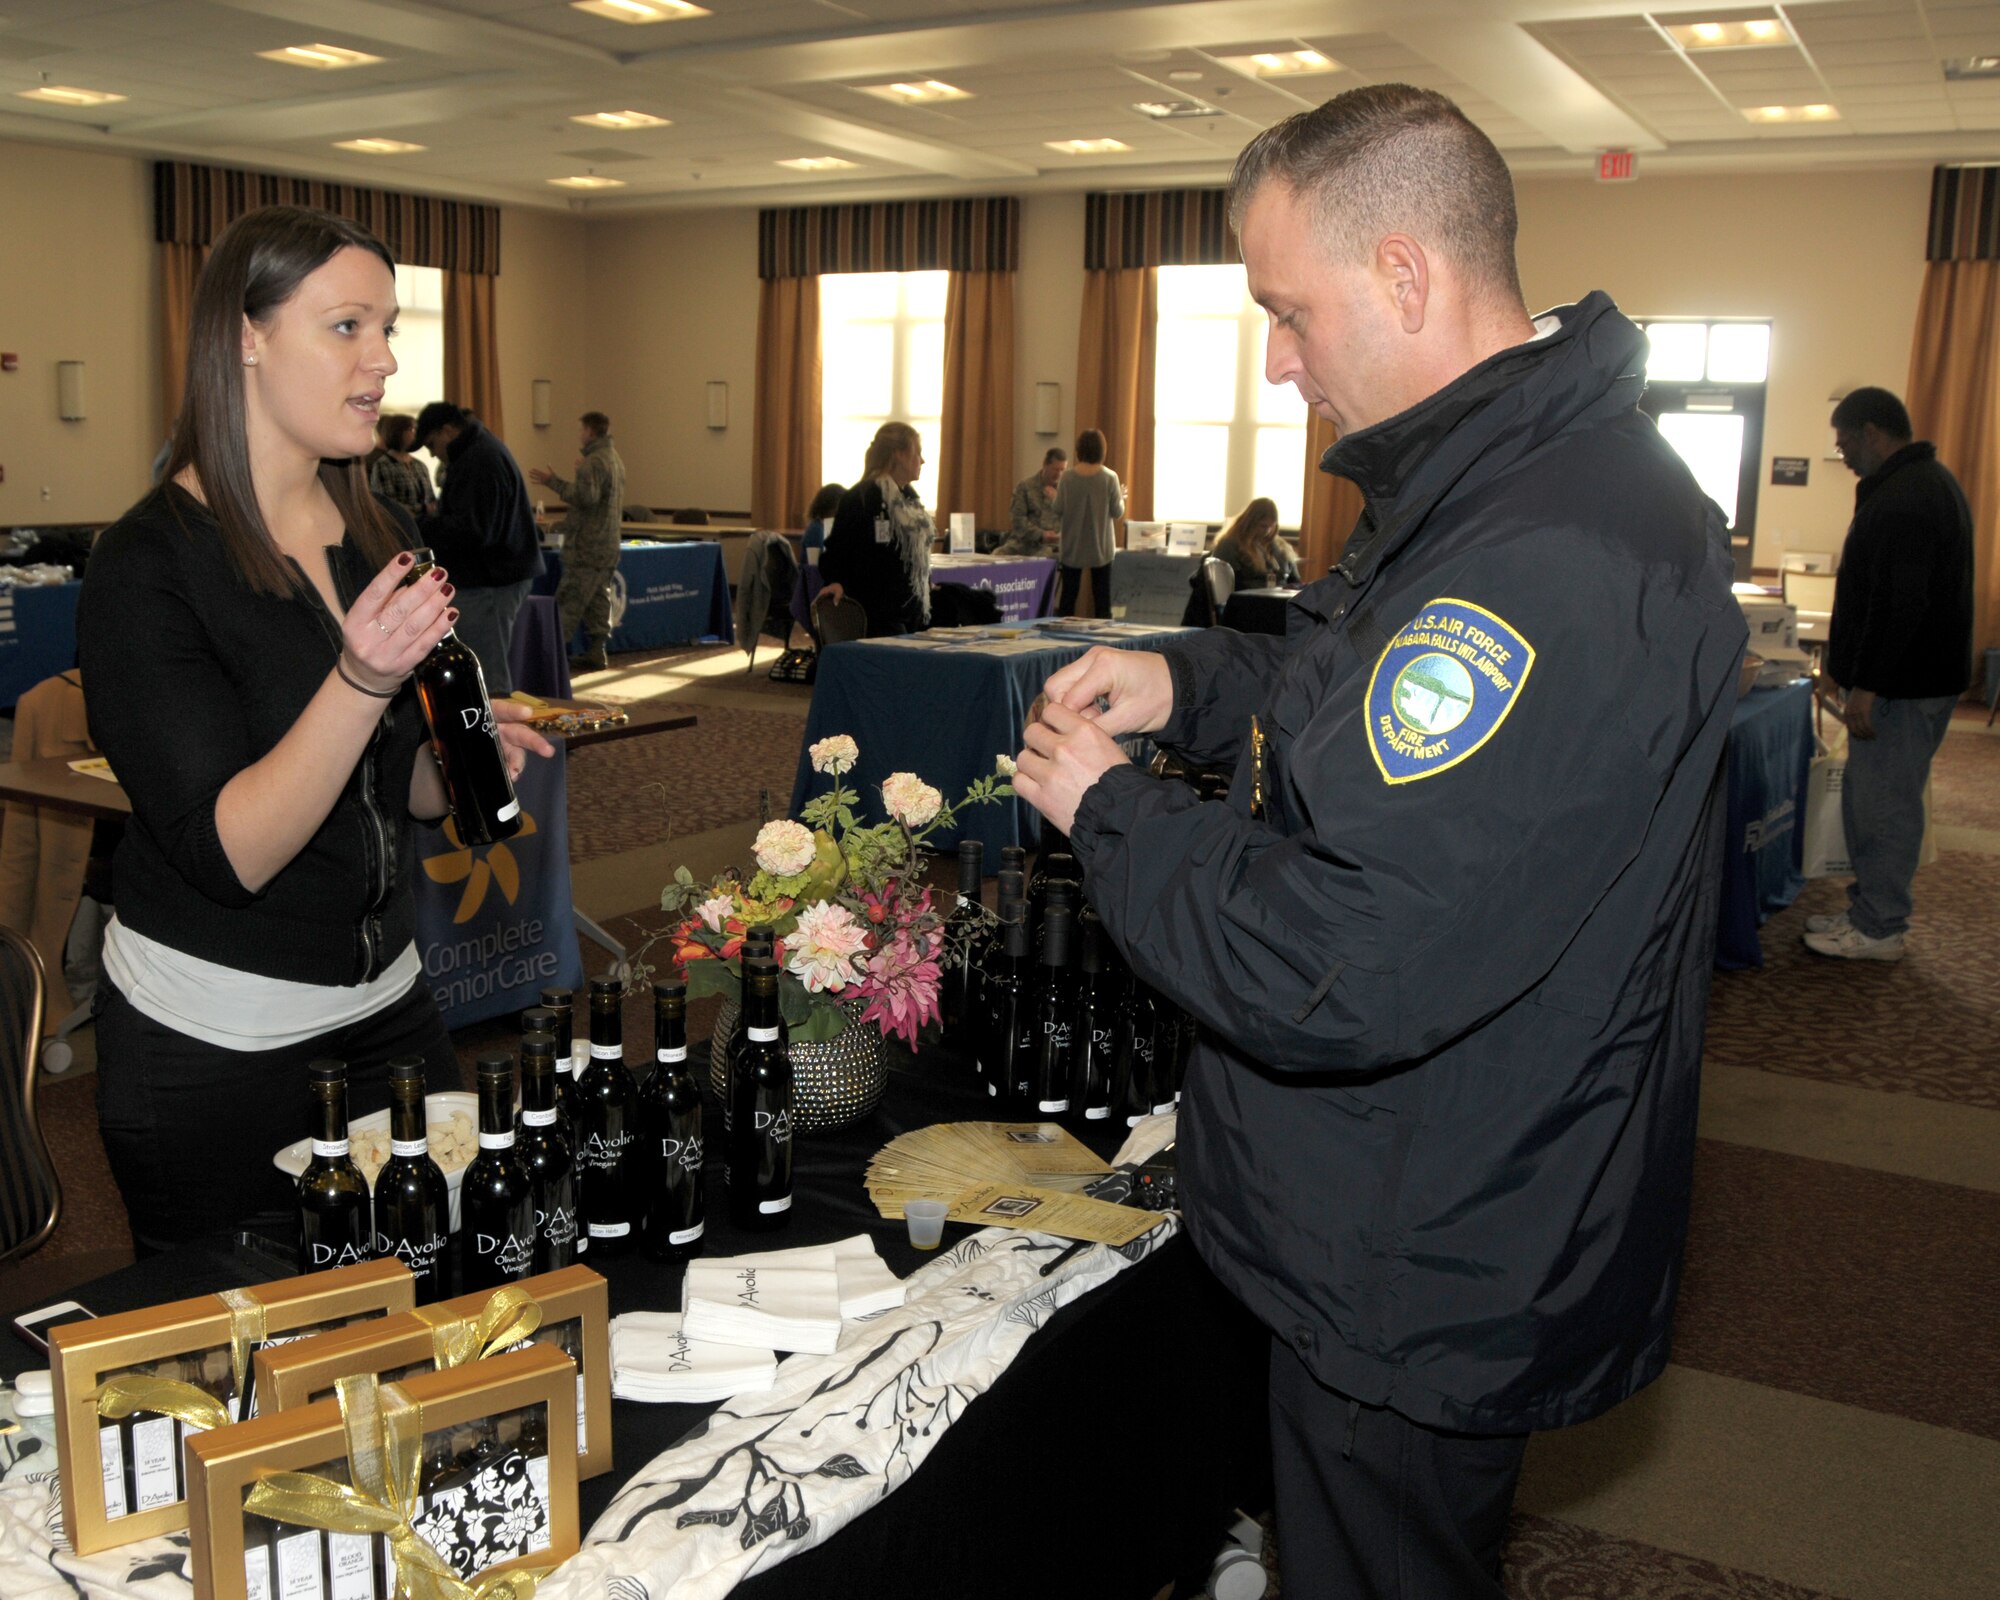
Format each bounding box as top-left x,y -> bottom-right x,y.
415,742 -> 586,1029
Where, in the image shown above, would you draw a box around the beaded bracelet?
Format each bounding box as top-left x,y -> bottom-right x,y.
336,654 -> 401,700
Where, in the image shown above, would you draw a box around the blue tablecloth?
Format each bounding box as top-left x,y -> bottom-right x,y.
534,541 -> 734,652
792,621 -> 1190,859
0,581 -> 81,709
928,555 -> 1058,623
1716,679 -> 1814,970
414,744 -> 586,1028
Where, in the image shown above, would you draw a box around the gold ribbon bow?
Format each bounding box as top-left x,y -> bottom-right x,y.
95,1376 -> 229,1434
244,1374 -> 550,1600
413,1288 -> 542,1372
218,1287 -> 268,1404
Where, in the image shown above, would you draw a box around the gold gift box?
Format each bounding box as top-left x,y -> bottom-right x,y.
49,1258 -> 415,1555
252,1266 -> 613,1479
186,1341 -> 580,1600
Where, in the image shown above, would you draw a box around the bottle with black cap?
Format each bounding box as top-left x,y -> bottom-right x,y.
461,1055 -> 535,1290
1026,830 -> 1080,961
517,1032 -> 578,1272
538,988 -> 577,1117
574,976 -> 640,1255
641,976 -> 705,1261
1112,971 -> 1160,1129
1159,1001 -> 1195,1112
371,1056 -> 451,1300
722,926 -> 776,1140
297,1059 -> 370,1274
1071,907 -> 1117,1124
728,955 -> 793,1230
939,839 -> 985,1049
1031,899 -> 1077,1116
405,547 -> 521,847
982,874 -> 1035,1108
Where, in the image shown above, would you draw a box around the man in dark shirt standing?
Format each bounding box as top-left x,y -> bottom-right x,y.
1807,386 -> 1975,961
414,401 -> 543,697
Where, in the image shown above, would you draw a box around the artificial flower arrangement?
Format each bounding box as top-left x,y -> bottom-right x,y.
649,735 -> 1013,1049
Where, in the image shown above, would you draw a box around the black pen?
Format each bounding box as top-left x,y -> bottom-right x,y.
1039,1239 -> 1091,1277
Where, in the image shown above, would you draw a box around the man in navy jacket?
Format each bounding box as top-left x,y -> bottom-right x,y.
1806,385 -> 1973,961
414,401 -> 543,696
1015,85 -> 1745,1598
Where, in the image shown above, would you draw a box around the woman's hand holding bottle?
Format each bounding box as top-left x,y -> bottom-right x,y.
339,551 -> 456,693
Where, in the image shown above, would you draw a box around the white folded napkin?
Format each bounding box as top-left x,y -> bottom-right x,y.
720,1234 -> 909,1320
681,1260 -> 844,1355
610,1311 -> 777,1403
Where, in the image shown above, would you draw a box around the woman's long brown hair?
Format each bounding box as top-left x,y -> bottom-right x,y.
162,205 -> 408,597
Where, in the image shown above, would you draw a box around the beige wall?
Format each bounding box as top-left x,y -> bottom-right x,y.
0,140 -> 161,528
1515,168 -> 1932,571
578,209 -> 761,516
492,206 -> 591,469
1013,193 -> 1088,484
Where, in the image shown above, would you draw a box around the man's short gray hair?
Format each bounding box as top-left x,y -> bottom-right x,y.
1227,83 -> 1524,306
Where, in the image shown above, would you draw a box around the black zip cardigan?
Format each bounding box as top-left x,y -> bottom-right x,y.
77,486 -> 434,988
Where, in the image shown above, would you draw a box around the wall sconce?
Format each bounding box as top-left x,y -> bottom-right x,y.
1033,381 -> 1060,436
57,361 -> 86,421
706,380 -> 728,430
531,378 -> 553,428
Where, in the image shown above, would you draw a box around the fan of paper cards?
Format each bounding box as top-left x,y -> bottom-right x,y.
865,1122 -> 1164,1246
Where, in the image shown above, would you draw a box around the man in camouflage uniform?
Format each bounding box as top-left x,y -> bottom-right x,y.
531,410 -> 626,673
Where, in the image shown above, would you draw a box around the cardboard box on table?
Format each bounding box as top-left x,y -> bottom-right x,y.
48,1260 -> 416,1555
251,1266 -> 613,1480
186,1341 -> 580,1600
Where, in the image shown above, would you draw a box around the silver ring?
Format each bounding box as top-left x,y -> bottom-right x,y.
377,619 -> 393,634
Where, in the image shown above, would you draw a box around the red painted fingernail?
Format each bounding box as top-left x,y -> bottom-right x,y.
429,568 -> 446,583
447,608 -> 459,623
396,551 -> 414,565
442,584 -> 455,598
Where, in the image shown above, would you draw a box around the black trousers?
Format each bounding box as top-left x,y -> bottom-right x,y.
95,979 -> 459,1254
1056,562 -> 1111,618
1267,1338 -> 1528,1600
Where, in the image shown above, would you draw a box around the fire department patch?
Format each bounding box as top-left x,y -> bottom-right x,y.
1365,597 -> 1535,785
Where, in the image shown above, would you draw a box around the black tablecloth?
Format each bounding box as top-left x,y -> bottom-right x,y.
10,1050 -> 1268,1598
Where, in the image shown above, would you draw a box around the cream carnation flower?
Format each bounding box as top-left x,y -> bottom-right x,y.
787,901 -> 869,993
881,772 -> 942,827
752,819 -> 817,878
809,734 -> 859,775
697,893 -> 735,933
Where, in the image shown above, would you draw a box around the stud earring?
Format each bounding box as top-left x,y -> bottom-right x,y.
244,355 -> 258,366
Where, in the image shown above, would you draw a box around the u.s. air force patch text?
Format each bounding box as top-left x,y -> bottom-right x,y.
1365,597 -> 1535,784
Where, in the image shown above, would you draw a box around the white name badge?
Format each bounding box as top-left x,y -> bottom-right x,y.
874,518 -> 891,545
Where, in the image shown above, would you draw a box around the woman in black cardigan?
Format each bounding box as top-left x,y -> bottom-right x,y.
818,422 -> 935,637
77,207 -> 552,1250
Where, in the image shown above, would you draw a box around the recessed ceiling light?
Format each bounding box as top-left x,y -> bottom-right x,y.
258,43 -> 384,70
1668,17 -> 1788,50
15,84 -> 127,106
1944,56 -> 2000,81
1742,103 -> 1840,122
1216,48 -> 1338,79
1046,138 -> 1132,155
570,0 -> 709,22
776,156 -> 860,171
1133,100 -> 1224,120
570,109 -> 672,129
1167,69 -> 1205,83
334,137 -> 425,154
855,80 -> 971,105
548,174 -> 628,188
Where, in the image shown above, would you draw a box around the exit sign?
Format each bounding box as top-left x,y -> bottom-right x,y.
1598,150 -> 1637,183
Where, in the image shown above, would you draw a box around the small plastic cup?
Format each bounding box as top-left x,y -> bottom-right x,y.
904,1199 -> 949,1251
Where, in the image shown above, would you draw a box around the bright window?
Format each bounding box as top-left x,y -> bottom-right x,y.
381,265 -> 445,472
820,271 -> 947,499
1154,264 -> 1310,527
